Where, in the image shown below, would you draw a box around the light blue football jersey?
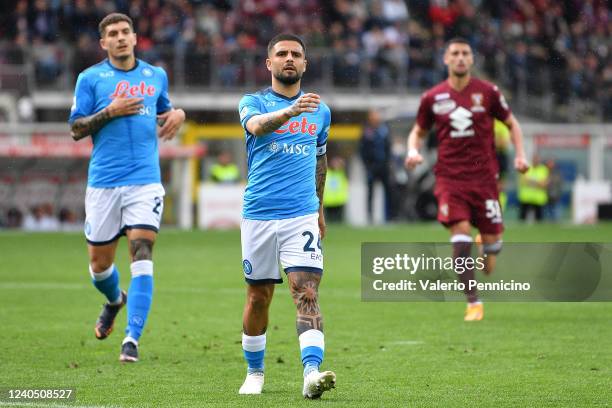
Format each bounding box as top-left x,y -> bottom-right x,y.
68,59 -> 172,188
238,88 -> 331,220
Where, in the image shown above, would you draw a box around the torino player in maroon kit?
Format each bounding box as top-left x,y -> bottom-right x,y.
405,38 -> 529,321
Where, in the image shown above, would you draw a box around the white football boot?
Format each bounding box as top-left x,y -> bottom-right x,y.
239,372 -> 264,395
302,370 -> 336,399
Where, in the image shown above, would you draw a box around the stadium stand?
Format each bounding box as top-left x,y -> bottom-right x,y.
0,0 -> 609,121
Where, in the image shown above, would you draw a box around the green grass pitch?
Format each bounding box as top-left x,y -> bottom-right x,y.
1,223 -> 611,407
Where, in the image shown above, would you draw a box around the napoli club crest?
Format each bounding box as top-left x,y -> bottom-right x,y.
242,259 -> 253,275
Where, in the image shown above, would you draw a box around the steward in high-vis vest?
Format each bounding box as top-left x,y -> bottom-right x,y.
518,154 -> 549,221
211,151 -> 240,183
323,157 -> 349,223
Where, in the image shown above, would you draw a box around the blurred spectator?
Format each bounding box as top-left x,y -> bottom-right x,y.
323,156 -> 349,223
359,109 -> 391,223
518,154 -> 549,222
23,204 -> 60,231
6,207 -> 23,229
59,207 -> 82,231
544,158 -> 563,222
210,151 -> 240,184
1,0 -> 609,120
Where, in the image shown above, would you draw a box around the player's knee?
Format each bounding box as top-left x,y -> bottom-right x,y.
290,276 -> 320,305
130,238 -> 154,261
89,253 -> 114,272
90,260 -> 113,273
247,290 -> 272,311
483,240 -> 503,255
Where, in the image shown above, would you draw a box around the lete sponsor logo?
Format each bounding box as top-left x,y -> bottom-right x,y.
110,81 -> 156,98
274,117 -> 318,135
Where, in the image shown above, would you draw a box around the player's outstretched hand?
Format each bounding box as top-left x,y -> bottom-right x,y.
106,94 -> 144,118
514,156 -> 529,173
404,150 -> 424,170
286,93 -> 320,117
157,108 -> 186,141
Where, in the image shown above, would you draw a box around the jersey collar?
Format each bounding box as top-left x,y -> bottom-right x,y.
105,58 -> 141,72
268,87 -> 302,101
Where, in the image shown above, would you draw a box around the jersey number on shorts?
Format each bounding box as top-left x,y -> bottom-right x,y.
302,231 -> 322,252
485,199 -> 502,223
153,197 -> 162,215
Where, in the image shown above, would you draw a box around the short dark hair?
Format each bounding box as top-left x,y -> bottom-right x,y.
99,13 -> 134,37
446,37 -> 472,50
267,33 -> 306,55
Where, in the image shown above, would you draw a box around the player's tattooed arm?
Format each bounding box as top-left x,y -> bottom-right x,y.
316,154 -> 328,239
315,154 -> 327,205
70,109 -> 112,141
71,95 -> 144,141
245,93 -> 321,136
246,110 -> 293,136
289,272 -> 323,335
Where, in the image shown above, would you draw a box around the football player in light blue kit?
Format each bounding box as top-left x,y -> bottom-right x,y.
237,34 -> 336,399
68,13 -> 185,363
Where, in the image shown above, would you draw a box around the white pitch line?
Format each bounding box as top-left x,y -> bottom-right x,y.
387,340 -> 425,345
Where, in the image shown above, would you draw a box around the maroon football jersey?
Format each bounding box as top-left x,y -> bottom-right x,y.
416,78 -> 511,183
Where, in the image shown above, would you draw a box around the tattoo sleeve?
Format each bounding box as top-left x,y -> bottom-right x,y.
70,108 -> 112,141
289,272 -> 323,335
130,238 -> 154,261
248,109 -> 291,136
315,154 -> 327,206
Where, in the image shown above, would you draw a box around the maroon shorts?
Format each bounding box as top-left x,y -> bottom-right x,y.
434,178 -> 504,234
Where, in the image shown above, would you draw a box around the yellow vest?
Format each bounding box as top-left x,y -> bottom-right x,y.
323,169 -> 349,207
494,119 -> 511,152
210,163 -> 240,183
518,164 -> 549,205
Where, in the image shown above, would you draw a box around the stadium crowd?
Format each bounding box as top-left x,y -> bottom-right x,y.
0,0 -> 609,119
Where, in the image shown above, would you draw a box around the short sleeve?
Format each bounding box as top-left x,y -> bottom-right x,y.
415,92 -> 434,130
156,68 -> 172,114
68,73 -> 95,124
316,105 -> 331,156
238,94 -> 263,130
489,85 -> 511,122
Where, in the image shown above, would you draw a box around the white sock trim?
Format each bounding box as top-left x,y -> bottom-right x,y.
90,264 -> 114,280
242,333 -> 266,352
298,329 -> 325,351
451,234 -> 473,243
131,260 -> 153,277
122,336 -> 138,346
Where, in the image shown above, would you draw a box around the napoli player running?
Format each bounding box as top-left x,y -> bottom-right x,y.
404,38 -> 529,321
237,34 -> 335,398
68,13 -> 185,362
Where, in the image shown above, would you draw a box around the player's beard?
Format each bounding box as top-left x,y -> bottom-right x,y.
452,69 -> 468,77
451,64 -> 470,77
274,70 -> 302,85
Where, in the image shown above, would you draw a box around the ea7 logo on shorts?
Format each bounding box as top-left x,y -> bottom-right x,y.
439,203 -> 449,217
449,107 -> 474,138
242,259 -> 253,275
